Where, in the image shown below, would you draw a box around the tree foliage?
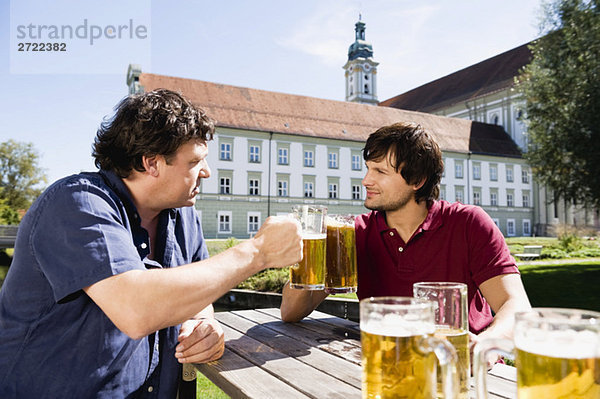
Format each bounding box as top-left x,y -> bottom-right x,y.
517,0 -> 600,206
0,140 -> 47,212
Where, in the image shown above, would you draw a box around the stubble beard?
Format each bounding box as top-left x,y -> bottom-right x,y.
364,194 -> 412,212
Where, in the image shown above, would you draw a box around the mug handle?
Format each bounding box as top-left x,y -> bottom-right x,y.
420,336 -> 459,399
473,338 -> 514,399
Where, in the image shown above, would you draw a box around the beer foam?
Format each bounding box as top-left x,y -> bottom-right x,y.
361,314 -> 435,337
302,233 -> 326,240
515,329 -> 600,358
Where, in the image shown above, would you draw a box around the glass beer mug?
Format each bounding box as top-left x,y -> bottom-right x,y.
325,215 -> 357,294
414,282 -> 470,399
360,297 -> 459,399
474,308 -> 600,399
289,205 -> 327,290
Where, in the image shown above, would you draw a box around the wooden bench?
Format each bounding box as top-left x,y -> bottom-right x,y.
514,245 -> 542,261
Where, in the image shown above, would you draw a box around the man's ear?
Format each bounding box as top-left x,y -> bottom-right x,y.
413,178 -> 426,191
141,155 -> 160,177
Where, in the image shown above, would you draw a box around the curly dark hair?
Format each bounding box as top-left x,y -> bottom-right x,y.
92,89 -> 215,177
363,123 -> 444,204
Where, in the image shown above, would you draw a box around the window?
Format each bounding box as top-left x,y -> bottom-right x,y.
489,165 -> 498,181
218,211 -> 232,234
304,150 -> 314,167
455,187 -> 464,203
220,177 -> 231,194
220,143 -> 232,161
364,84 -> 369,94
507,193 -> 514,207
352,184 -> 361,200
352,154 -> 361,171
473,163 -> 481,180
328,183 -> 338,199
249,145 -> 260,163
278,147 -> 289,165
523,193 -> 530,208
522,169 -> 529,184
247,212 -> 260,234
249,179 -> 259,196
506,166 -> 514,182
328,152 -> 338,169
278,180 -> 288,197
492,218 -> 500,228
507,219 -> 516,236
473,191 -> 481,206
440,185 -> 446,201
304,182 -> 314,198
523,220 -> 531,236
455,161 -> 463,179
490,192 -> 498,206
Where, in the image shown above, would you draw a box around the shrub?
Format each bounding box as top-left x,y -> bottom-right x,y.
541,248 -> 569,259
569,247 -> 600,258
236,268 -> 289,293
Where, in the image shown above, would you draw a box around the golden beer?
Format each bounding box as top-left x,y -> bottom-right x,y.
361,329 -> 437,399
516,347 -> 600,398
290,234 -> 326,289
325,219 -> 357,294
434,328 -> 469,399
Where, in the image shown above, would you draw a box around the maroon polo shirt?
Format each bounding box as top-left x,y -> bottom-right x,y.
356,200 -> 519,334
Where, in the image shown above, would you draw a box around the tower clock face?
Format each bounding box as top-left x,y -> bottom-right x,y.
364,64 -> 370,71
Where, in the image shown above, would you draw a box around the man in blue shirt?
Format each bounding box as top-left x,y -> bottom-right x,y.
0,89 -> 302,398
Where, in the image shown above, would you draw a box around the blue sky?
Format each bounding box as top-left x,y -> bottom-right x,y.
1,0 -> 542,185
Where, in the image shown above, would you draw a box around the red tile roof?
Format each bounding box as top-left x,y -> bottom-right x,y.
138,73 -> 521,157
379,42 -> 533,112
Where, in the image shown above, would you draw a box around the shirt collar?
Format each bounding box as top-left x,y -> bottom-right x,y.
98,169 -> 141,221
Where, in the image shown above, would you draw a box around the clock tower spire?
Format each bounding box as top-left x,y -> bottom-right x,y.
343,16 -> 379,104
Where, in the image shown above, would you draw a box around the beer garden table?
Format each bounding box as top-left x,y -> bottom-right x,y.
194,308 -> 517,399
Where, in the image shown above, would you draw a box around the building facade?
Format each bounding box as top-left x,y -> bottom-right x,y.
380,43 -> 599,235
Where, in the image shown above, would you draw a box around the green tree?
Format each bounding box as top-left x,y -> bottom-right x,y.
517,0 -> 600,207
0,140 -> 47,212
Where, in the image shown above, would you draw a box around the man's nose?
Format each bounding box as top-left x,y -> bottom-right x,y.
199,162 -> 211,179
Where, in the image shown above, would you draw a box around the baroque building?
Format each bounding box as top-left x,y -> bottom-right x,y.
380,42 -> 599,234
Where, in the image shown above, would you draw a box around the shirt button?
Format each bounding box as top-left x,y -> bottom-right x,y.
398,247 -> 404,252
147,386 -> 153,392
141,242 -> 148,249
389,231 -> 394,236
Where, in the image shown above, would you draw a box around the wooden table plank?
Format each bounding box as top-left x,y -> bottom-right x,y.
216,322 -> 361,398
195,348 -> 310,399
233,309 -> 362,364
217,310 -> 362,389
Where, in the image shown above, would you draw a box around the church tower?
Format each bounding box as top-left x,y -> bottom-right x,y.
343,16 -> 378,104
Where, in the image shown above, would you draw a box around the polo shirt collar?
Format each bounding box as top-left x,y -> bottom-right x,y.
374,200 -> 444,234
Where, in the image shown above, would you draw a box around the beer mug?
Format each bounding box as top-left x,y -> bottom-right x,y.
360,297 -> 459,399
474,308 -> 600,399
413,282 -> 470,399
289,205 -> 327,290
325,215 -> 357,294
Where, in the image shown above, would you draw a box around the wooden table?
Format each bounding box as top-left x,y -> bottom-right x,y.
195,308 -> 517,399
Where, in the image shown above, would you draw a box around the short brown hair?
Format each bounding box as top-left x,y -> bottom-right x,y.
363,123 -> 444,204
92,89 -> 215,177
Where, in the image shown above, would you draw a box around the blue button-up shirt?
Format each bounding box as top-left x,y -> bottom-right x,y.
0,170 -> 209,398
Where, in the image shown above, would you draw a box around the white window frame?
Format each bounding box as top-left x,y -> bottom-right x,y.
352,184 -> 361,200
220,177 -> 231,194
249,145 -> 260,163
455,162 -> 463,179
351,154 -> 361,171
492,218 -> 500,228
328,152 -> 338,169
523,219 -> 531,236
247,212 -> 261,235
522,169 -> 529,184
304,150 -> 314,167
490,192 -> 498,206
220,143 -> 232,161
278,147 -> 289,165
507,219 -> 516,237
218,211 -> 232,234
278,180 -> 288,197
490,165 -> 498,181
522,194 -> 530,208
473,163 -> 481,180
473,191 -> 481,206
328,183 -> 338,199
304,182 -> 314,198
507,193 -> 514,207
506,166 -> 514,183
455,187 -> 464,203
249,179 -> 259,196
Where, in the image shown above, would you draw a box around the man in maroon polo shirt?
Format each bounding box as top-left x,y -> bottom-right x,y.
280,122 -> 531,345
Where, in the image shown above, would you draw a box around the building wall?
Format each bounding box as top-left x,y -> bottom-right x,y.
194,126 -> 536,238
